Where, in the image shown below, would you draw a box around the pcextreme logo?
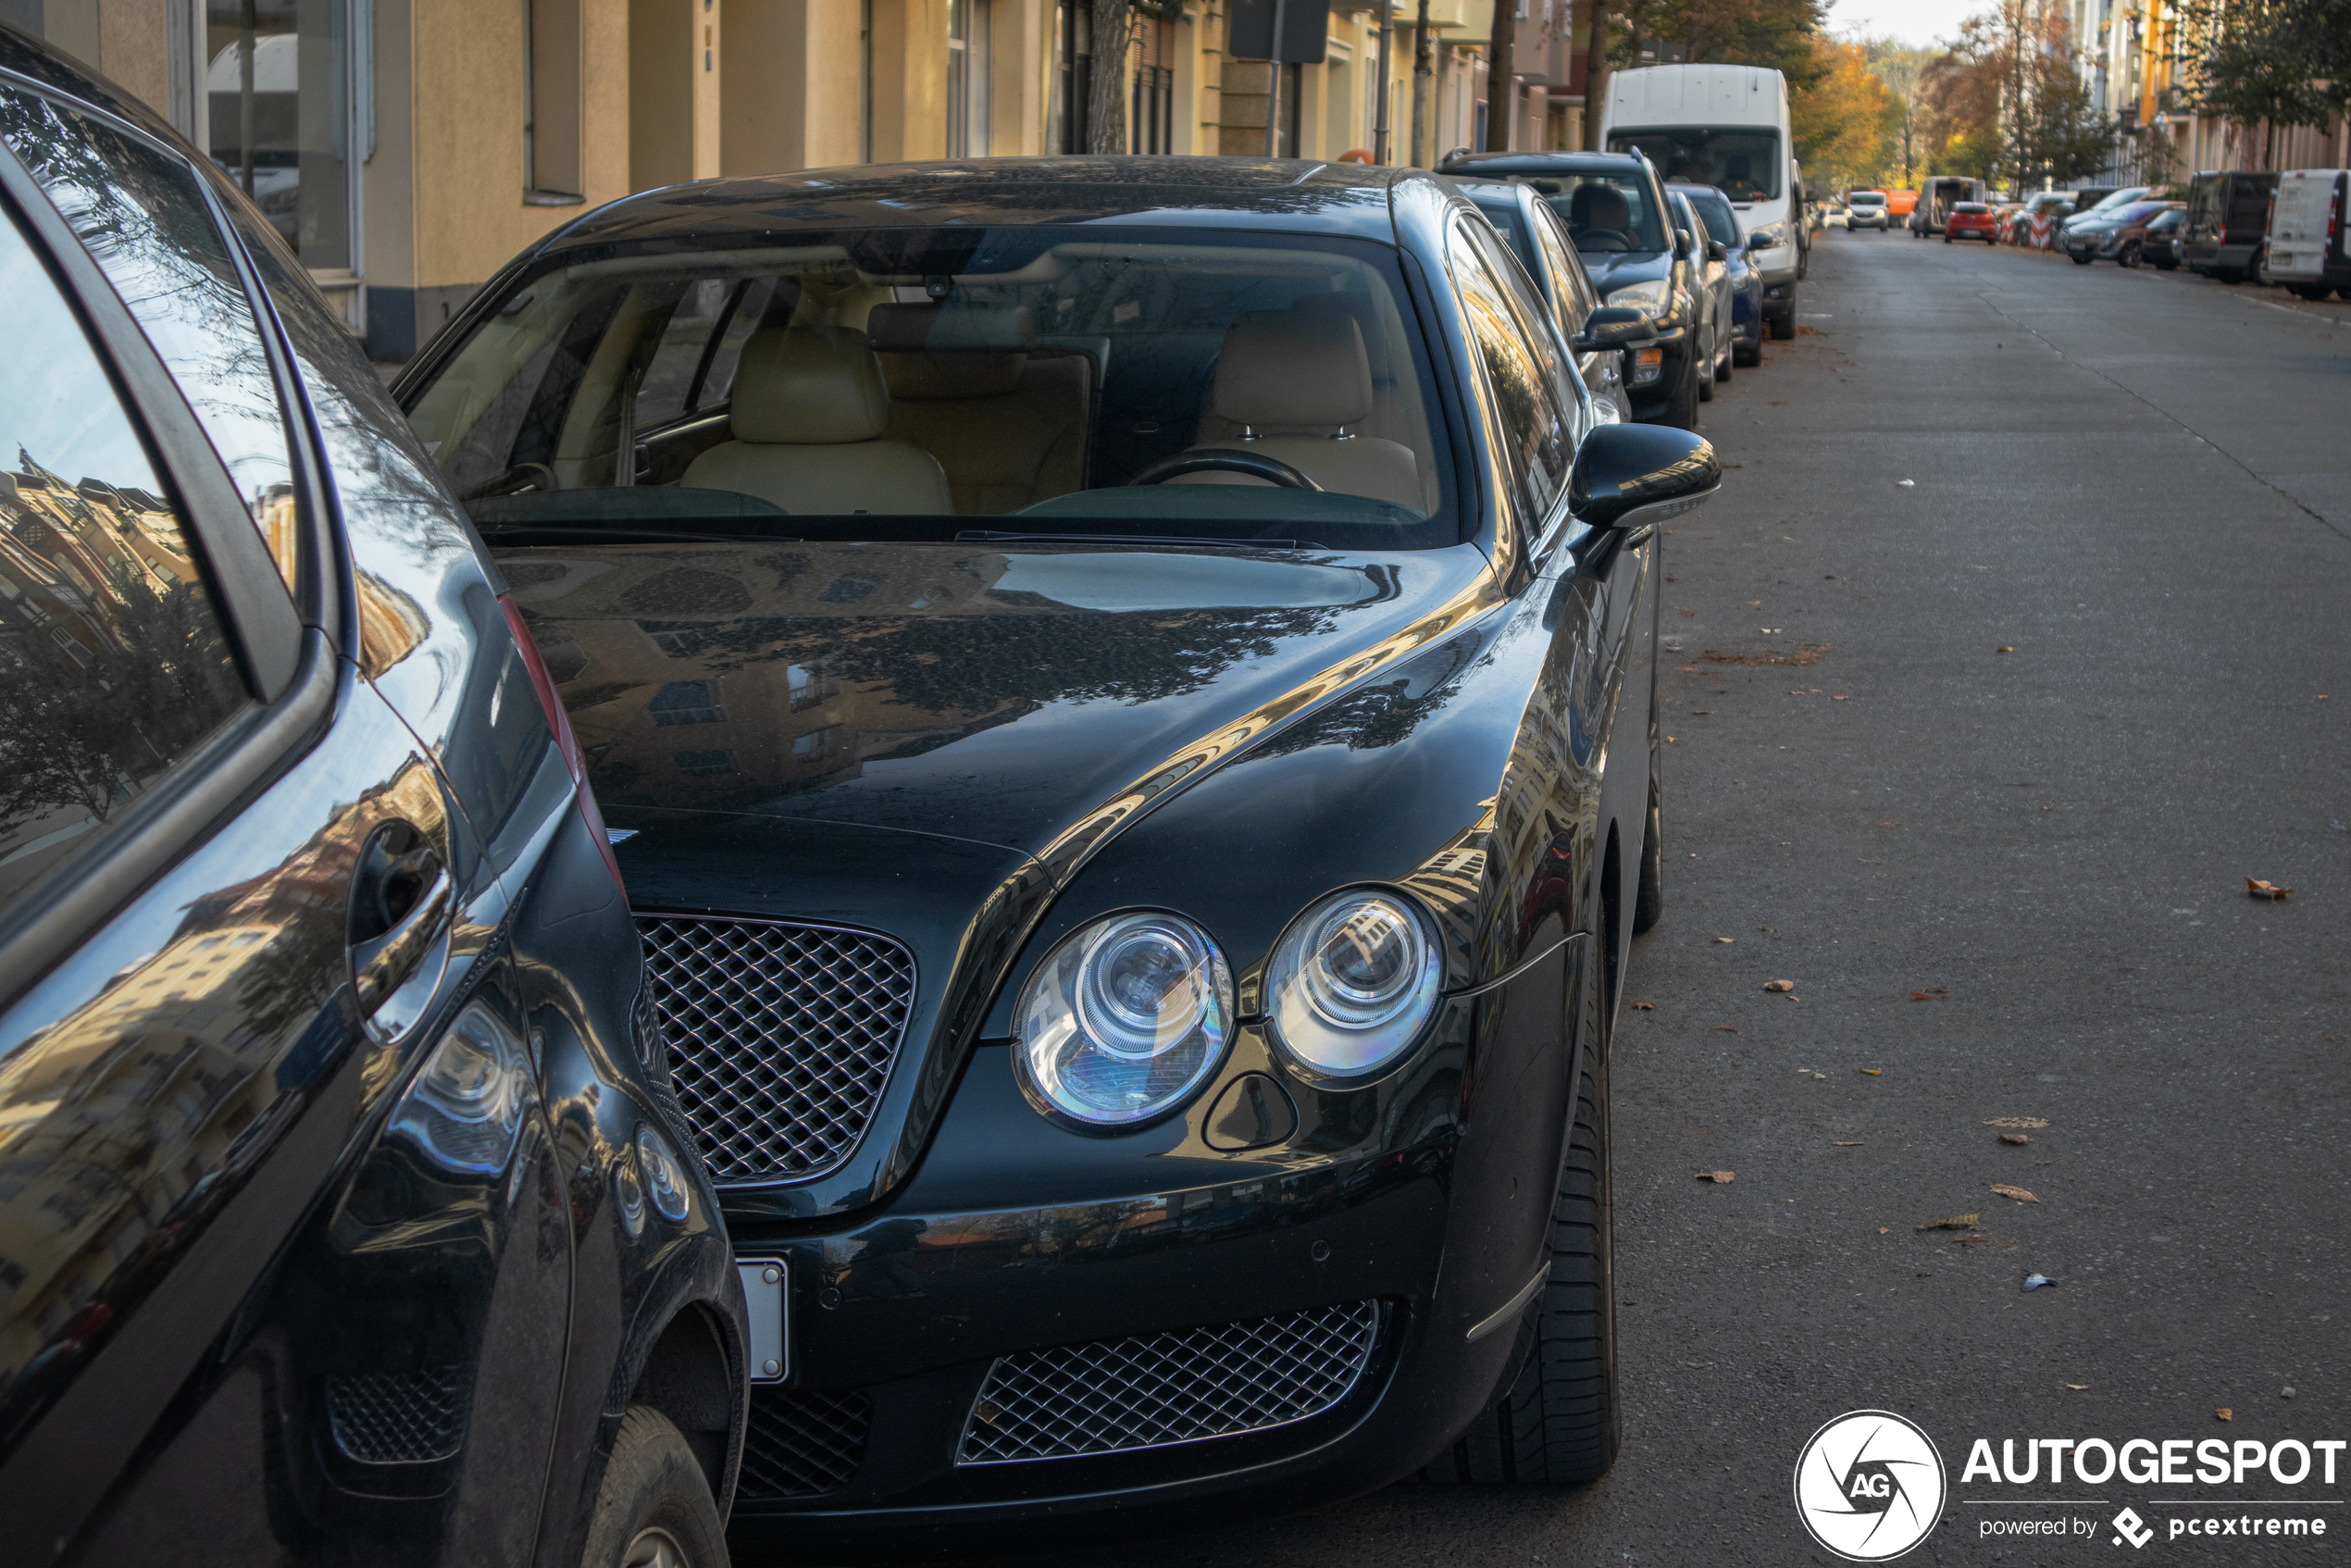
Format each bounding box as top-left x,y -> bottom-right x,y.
1794,1410 -> 1949,1562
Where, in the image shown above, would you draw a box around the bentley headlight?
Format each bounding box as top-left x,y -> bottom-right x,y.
1605,278 -> 1670,319
1015,912 -> 1235,1126
389,1001 -> 531,1175
1265,890 -> 1443,1083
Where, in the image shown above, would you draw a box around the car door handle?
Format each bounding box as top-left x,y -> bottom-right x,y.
350,824 -> 454,1018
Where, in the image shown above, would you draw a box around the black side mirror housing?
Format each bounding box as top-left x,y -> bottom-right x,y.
1568,423 -> 1722,534
1707,239 -> 1728,262
1570,305 -> 1650,352
1674,227 -> 1695,259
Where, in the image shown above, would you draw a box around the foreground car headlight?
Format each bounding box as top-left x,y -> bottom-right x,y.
389,1001 -> 531,1174
1015,912 -> 1235,1126
1605,278 -> 1670,319
1745,221 -> 1789,251
1265,890 -> 1443,1083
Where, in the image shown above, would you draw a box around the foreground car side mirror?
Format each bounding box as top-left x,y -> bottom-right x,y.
1673,227 -> 1695,259
1571,305 -> 1650,352
1568,423 -> 1722,536
1708,239 -> 1728,262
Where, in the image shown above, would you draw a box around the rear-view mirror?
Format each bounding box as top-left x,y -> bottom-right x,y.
1571,306 -> 1650,352
1708,240 -> 1728,262
1568,423 -> 1721,534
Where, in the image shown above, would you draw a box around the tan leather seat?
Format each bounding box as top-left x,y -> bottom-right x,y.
1172,310 -> 1420,509
868,303 -> 1092,515
683,326 -> 951,514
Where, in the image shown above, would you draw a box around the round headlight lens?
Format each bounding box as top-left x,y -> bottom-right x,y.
1266,890 -> 1443,1081
1015,912 -> 1234,1126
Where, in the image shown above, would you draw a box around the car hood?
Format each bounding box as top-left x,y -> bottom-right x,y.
502,539 -> 1493,884
1581,251 -> 1672,295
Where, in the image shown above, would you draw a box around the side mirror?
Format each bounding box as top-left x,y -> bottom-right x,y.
1707,239 -> 1728,262
1673,227 -> 1695,259
1570,305 -> 1650,352
1568,423 -> 1721,534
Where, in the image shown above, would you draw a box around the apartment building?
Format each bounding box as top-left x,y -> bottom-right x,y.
2,1 -> 1593,363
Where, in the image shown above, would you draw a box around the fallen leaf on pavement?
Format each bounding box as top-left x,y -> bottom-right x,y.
1832,694 -> 1849,700
1985,1116 -> 2049,1127
1714,936 -> 1735,943
2065,1384 -> 2089,1390
1633,1002 -> 1655,1011
1919,1213 -> 1982,1231
1878,1227 -> 1891,1235
1999,1132 -> 2032,1145
1956,1233 -> 1990,1249
1697,1170 -> 1735,1184
1909,987 -> 1947,1001
2217,1408 -> 2233,1423
1990,1184 -> 2040,1203
1765,979 -> 1795,992
1860,1067 -> 1883,1076
1712,1025 -> 1739,1033
1996,644 -> 2014,653
1833,1140 -> 1864,1147
2245,877 -> 2294,901
2021,1274 -> 2058,1292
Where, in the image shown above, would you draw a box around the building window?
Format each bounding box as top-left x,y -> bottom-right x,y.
204,0 -> 360,276
1130,8 -> 1174,154
947,0 -> 991,158
647,680 -> 724,726
672,748 -> 735,776
786,663 -> 834,713
527,0 -> 583,199
791,726 -> 838,761
1049,2 -> 1091,154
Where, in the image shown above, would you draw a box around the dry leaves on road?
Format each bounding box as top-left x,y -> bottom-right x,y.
2245,877 -> 2294,901
1765,979 -> 1796,993
1996,645 -> 2014,653
1909,988 -> 1947,1002
1919,1213 -> 1982,1231
1697,1170 -> 1736,1184
1999,1132 -> 2032,1145
1712,1025 -> 1740,1033
1860,1067 -> 1884,1076
1633,1001 -> 1656,1011
2217,1408 -> 2233,1423
1990,1184 -> 2041,1203
1702,643 -> 1832,667
1985,1117 -> 2049,1128
1833,1141 -> 1864,1147
1713,936 -> 1736,943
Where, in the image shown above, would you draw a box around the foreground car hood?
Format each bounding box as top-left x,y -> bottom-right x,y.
502,540 -> 1489,882
1583,251 -> 1671,295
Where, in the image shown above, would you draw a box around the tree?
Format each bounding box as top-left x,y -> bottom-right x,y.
1610,0 -> 1830,87
1859,39 -> 1938,184
1792,38 -> 1902,187
2177,0 -> 2336,165
1087,0 -> 1130,154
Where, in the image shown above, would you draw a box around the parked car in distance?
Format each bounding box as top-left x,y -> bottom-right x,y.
2064,200 -> 2182,267
396,153 -> 1719,1559
1847,189 -> 1891,230
1674,180 -> 1766,367
0,31 -> 748,1568
2183,171 -> 2281,281
1945,202 -> 1998,242
2264,168 -> 2351,298
2061,186 -> 2162,239
1443,147 -> 1715,422
1457,175 -> 1651,419
1666,185 -> 1734,397
1822,198 -> 1848,229
1910,176 -> 1986,236
2009,192 -> 2076,246
2141,205 -> 2189,269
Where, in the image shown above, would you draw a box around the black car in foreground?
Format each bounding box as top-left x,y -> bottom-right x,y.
1439,149 -> 1710,427
396,155 -> 1719,1557
0,31 -> 746,1567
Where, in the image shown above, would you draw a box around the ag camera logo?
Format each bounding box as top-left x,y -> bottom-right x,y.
1795,1410 -> 1948,1561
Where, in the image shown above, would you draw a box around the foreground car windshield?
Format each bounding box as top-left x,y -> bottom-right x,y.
404,227 -> 1459,550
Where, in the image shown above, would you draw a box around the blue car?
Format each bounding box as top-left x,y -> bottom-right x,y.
1672,182 -> 1766,367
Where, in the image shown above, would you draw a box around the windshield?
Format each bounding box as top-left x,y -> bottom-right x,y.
1680,190 -> 1740,245
1849,192 -> 1885,206
403,227 -> 1458,551
1607,128 -> 1782,201
1535,174 -> 1668,254
2087,188 -> 2151,214
2109,202 -> 2170,223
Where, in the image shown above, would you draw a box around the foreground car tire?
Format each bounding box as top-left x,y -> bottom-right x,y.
1423,974 -> 1618,1485
583,1409 -> 729,1568
1768,311 -> 1793,341
1664,356 -> 1701,427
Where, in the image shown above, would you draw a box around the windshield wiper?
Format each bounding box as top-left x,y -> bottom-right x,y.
954,531 -> 1318,550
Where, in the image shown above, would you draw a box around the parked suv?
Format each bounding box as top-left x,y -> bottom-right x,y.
2264,168 -> 2351,298
0,31 -> 748,1567
2064,199 -> 2182,266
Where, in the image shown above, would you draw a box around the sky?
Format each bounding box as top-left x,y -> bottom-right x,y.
1825,0 -> 1985,49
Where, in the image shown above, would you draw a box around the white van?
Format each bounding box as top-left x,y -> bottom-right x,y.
1601,64 -> 1798,340
2267,169 -> 2350,300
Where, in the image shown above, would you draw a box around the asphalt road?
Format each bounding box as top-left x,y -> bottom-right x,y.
978,230 -> 2351,1565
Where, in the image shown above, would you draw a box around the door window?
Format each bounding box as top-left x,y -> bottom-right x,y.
0,88 -> 302,592
0,208 -> 249,908
1448,218 -> 1577,527
1529,200 -> 1599,325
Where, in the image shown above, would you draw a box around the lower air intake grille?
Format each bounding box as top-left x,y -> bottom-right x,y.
738,1387 -> 871,1500
957,1300 -> 1383,1464
636,915 -> 915,1184
327,1365 -> 468,1463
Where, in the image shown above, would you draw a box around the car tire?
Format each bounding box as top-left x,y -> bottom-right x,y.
1664,355 -> 1700,428
2156,258 -> 2179,271
1421,963 -> 1617,1487
1733,339 -> 1761,367
581,1408 -> 729,1568
2070,253 -> 2093,265
1768,310 -> 1793,341
2121,241 -> 2142,268
1697,342 -> 1714,402
1715,340 -> 1733,382
1944,234 -> 1952,243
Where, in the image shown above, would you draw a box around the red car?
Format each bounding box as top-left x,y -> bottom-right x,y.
1946,202 -> 1998,242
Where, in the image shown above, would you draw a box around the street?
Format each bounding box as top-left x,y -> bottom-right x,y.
984,228 -> 2351,1564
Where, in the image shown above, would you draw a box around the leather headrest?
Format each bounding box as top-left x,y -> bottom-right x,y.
1211,310 -> 1372,429
729,326 -> 890,443
1571,184 -> 1630,231
878,351 -> 1028,400
866,303 -> 1037,354
1288,292 -> 1393,381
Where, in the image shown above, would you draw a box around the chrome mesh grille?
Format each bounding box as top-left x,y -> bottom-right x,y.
738,1387 -> 871,1500
957,1300 -> 1383,1464
637,915 -> 914,1184
327,1365 -> 468,1463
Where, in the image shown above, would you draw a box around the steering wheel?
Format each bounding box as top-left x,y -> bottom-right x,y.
1127,449 -> 1323,491
1576,230 -> 1636,253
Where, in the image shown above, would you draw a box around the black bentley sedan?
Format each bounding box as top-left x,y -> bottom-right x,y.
0,31 -> 745,1567
396,156 -> 1719,1555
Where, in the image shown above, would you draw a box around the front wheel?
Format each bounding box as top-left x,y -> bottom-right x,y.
1421,961 -> 1618,1486
582,1408 -> 729,1568
1663,355 -> 1700,429
2121,241 -> 2143,268
1768,310 -> 1794,342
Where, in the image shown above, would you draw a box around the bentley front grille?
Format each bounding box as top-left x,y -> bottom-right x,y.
636,915 -> 914,1184
957,1300 -> 1384,1464
738,1387 -> 871,1500
327,1365 -> 468,1464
